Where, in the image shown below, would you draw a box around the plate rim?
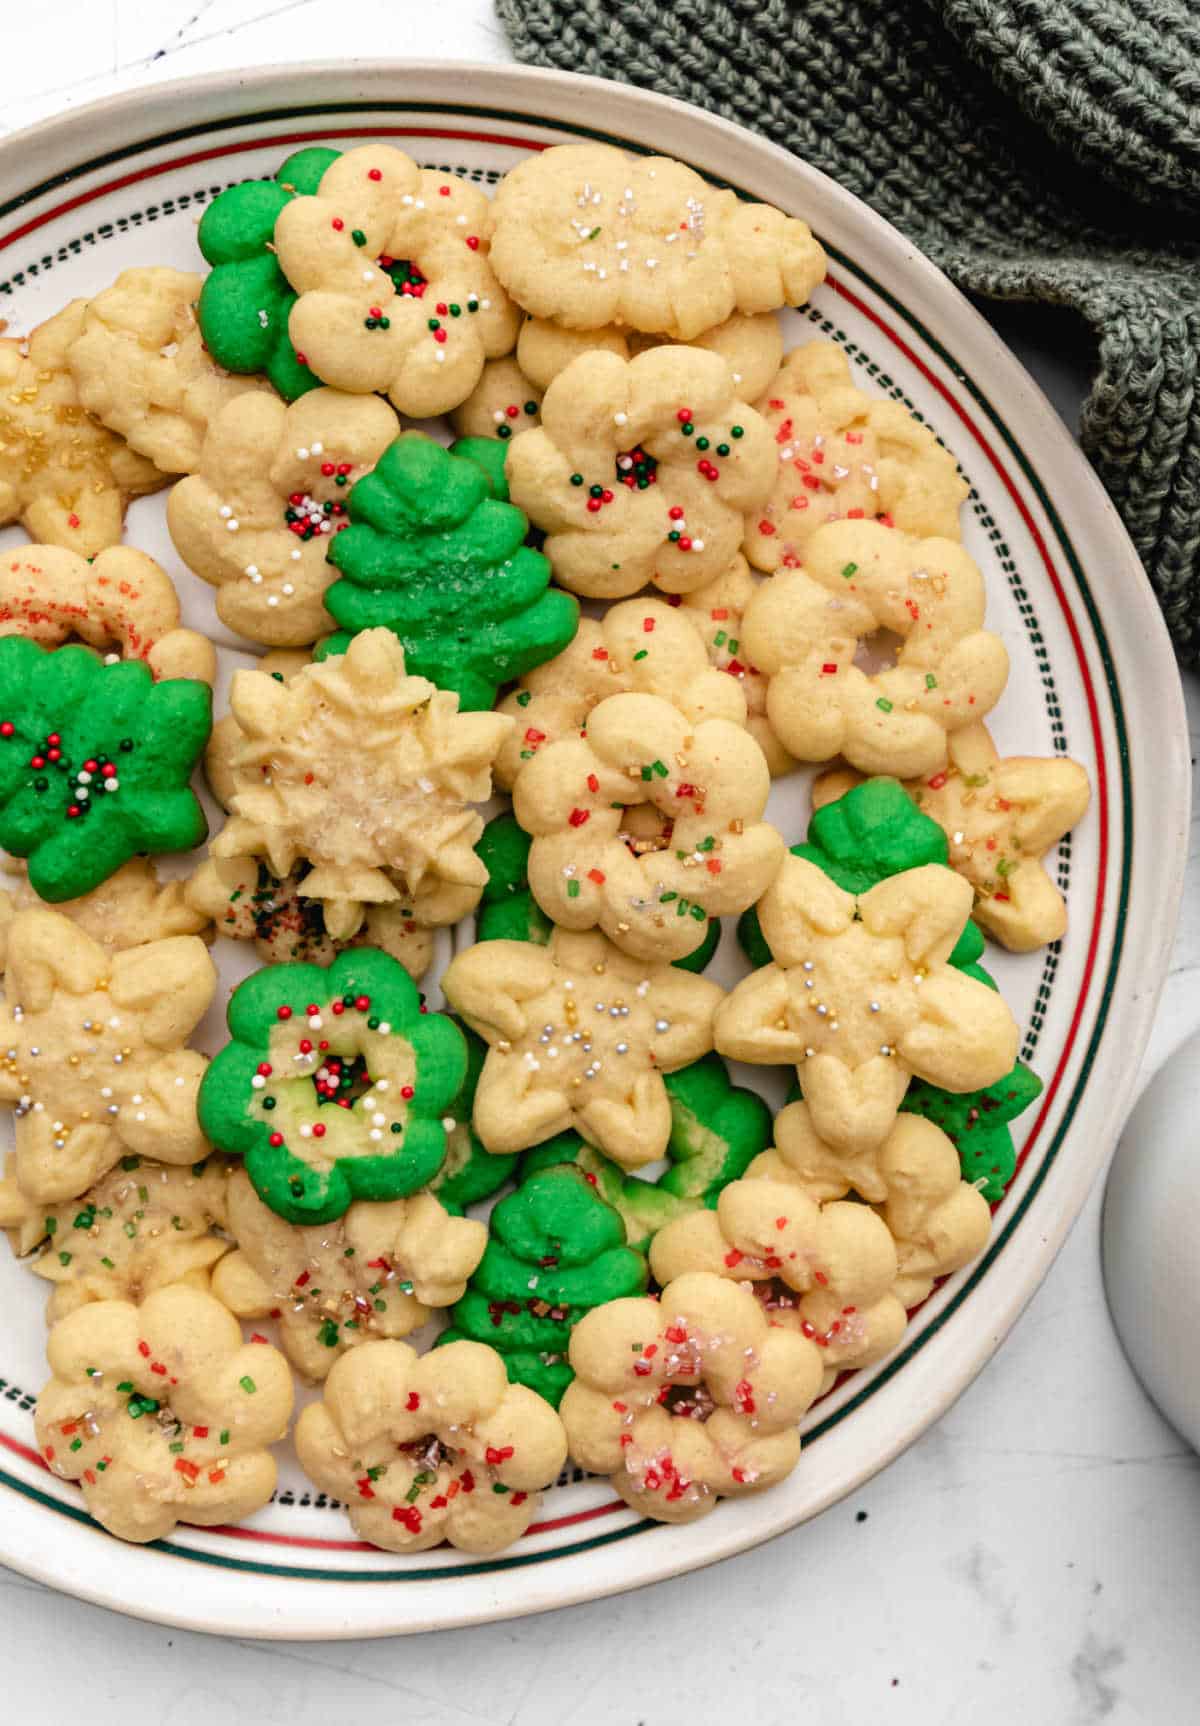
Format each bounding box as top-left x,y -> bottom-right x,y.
0,55 -> 1187,1638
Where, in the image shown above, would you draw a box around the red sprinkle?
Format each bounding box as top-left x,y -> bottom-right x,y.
406,1392 -> 421,1412
485,1445 -> 515,1466
568,807 -> 590,828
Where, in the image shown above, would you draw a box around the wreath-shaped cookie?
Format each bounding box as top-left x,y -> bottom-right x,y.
741,517 -> 1010,778
675,555 -> 795,777
271,147 -> 521,418
198,947 -> 467,1225
715,856 -> 1020,1155
449,355 -> 543,441
295,1337 -> 567,1554
743,342 -> 968,572
505,345 -> 776,600
486,143 -> 826,338
441,927 -> 724,1169
560,1270 -> 823,1523
35,1283 -> 293,1544
513,688 -> 784,963
211,1167 -> 485,1379
515,310 -> 786,403
167,387 -> 400,646
0,545 -> 215,683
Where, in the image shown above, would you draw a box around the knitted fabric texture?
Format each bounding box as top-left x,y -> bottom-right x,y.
497,0 -> 1200,659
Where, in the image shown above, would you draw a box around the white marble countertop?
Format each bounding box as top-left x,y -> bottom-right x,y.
3,4 -> 1199,1720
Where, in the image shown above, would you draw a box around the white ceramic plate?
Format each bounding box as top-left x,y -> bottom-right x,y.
0,60 -> 1187,1639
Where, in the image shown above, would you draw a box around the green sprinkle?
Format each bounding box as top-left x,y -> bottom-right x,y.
44,1216 -> 57,1236
659,891 -> 678,904
714,630 -> 726,647
351,228 -> 367,246
728,638 -> 739,654
691,904 -> 706,921
668,530 -> 681,542
585,226 -> 601,240
69,1438 -> 82,1452
58,1250 -> 72,1266
116,1381 -> 133,1393
138,1185 -> 149,1204
651,759 -> 668,777
73,1207 -> 95,1230
996,858 -> 1016,877
373,1299 -> 387,1312
95,1459 -> 108,1472
367,1464 -> 386,1481
492,1482 -> 510,1494
570,473 -> 584,486
696,436 -> 709,451
100,1256 -> 115,1269
925,673 -> 938,689
123,1221 -> 137,1238
120,1156 -> 141,1171
716,442 -> 731,456
318,1318 -> 339,1348
841,563 -> 858,580
171,1215 -> 184,1230
239,1376 -> 257,1394
169,1441 -> 185,1454
85,1367 -> 99,1378
344,1246 -> 356,1258
696,835 -> 715,852
219,1430 -> 230,1446
633,649 -> 649,661
876,697 -> 894,713
517,689 -> 531,709
566,880 -> 580,899
731,425 -> 744,438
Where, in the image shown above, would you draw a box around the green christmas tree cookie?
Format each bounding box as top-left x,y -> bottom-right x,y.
315,435 -> 579,710
520,1053 -> 771,1249
440,1165 -> 648,1406
196,147 -> 340,399
0,638 -> 210,902
428,1025 -> 519,1214
198,947 -> 466,1225
901,1060 -> 1043,1202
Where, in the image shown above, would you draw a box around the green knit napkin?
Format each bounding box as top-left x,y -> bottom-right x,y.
497,0 -> 1200,660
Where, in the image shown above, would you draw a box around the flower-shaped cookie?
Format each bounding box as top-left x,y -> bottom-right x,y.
743,342 -> 968,572
877,1115 -> 993,1305
272,148 -> 521,417
0,544 -> 215,682
68,267 -> 270,475
0,857 -> 209,974
441,927 -> 725,1169
505,345 -> 775,599
199,947 -> 467,1225
0,302 -> 163,553
167,387 -> 399,645
815,723 -> 1091,952
449,355 -> 543,441
513,688 -> 784,963
295,1336 -> 567,1554
494,594 -> 746,791
515,310 -> 785,402
487,143 -> 826,338
715,856 -> 1020,1154
35,1283 -> 292,1544
211,1166 -> 485,1378
0,908 -> 215,1204
741,518 -> 1010,778
561,1270 -> 822,1522
0,1152 -> 230,1324
676,554 -> 796,776
208,628 -> 511,941
0,637 -> 211,902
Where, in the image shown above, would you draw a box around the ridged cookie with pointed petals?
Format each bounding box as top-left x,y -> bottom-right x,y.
515,309 -> 784,402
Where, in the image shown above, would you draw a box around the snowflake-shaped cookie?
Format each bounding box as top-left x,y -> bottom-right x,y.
715,856 -> 1020,1154
513,687 -> 784,963
209,628 -> 512,941
741,518 -> 1010,778
494,594 -> 746,791
212,1166 -> 485,1379
0,1152 -> 231,1324
0,907 -> 215,1204
505,345 -> 775,599
676,554 -> 795,776
441,927 -> 725,1169
560,1270 -> 822,1523
68,267 -> 271,475
272,148 -> 520,418
486,143 -> 825,338
167,386 -> 399,645
743,342 -> 968,572
295,1336 -> 567,1553
0,303 -> 163,554
35,1283 -> 292,1544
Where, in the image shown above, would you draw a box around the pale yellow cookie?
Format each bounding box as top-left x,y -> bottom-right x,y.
68,267 -> 271,475
295,1336 -> 567,1554
0,857 -> 210,974
513,688 -> 784,963
448,355 -> 542,441
167,387 -> 399,646
741,518 -> 1010,777
516,310 -> 785,402
0,1151 -> 231,1324
0,908 -> 216,1204
207,628 -> 511,943
813,723 -> 1091,952
274,151 -> 521,418
714,856 -> 1019,1155
0,303 -> 164,553
505,344 -> 776,599
487,144 -> 825,338
35,1283 -> 292,1544
746,1096 -> 893,1205
0,543 -> 214,682
560,1271 -> 822,1523
441,927 -> 724,1169
743,342 -> 968,572
211,1166 -> 485,1380
494,596 -> 746,791
876,1115 -> 993,1305
676,555 -> 796,776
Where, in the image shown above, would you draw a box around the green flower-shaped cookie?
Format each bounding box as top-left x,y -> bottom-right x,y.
901,1060 -> 1043,1202
315,434 -> 579,710
196,147 -> 340,399
440,1165 -> 648,1406
520,1053 -> 771,1249
198,947 -> 466,1225
475,811 -> 721,972
0,638 -> 210,902
428,1024 -> 519,1214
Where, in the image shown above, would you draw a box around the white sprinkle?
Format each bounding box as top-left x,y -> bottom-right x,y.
311,441 -> 324,456
442,1117 -> 456,1132
219,505 -> 232,518
614,412 -> 628,427
251,1075 -> 266,1089
226,519 -> 239,532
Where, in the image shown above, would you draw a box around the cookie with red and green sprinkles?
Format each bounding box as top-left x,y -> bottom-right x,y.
198,947 -> 467,1225
0,637 -> 210,903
